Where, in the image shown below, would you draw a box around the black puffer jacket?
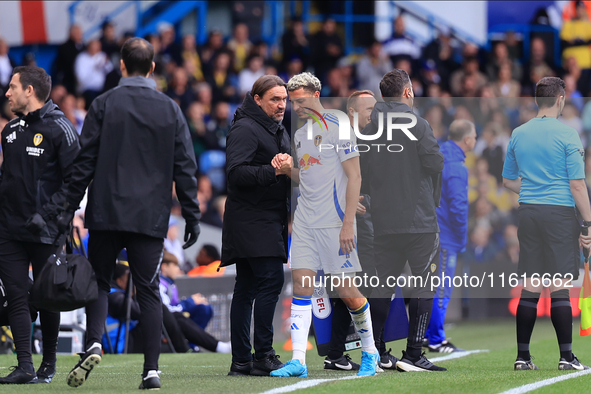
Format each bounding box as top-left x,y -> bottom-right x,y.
221,93 -> 290,266
360,101 -> 443,237
0,100 -> 80,244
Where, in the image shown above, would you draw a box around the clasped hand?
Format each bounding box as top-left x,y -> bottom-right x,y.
271,153 -> 292,176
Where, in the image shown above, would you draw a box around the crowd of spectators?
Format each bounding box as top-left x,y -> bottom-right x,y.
2,7 -> 591,280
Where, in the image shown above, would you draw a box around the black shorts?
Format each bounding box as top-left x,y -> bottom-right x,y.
517,203 -> 580,280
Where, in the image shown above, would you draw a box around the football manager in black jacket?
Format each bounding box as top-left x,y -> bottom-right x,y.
222,75 -> 291,376
361,69 -> 445,372
57,38 -> 201,390
0,66 -> 79,384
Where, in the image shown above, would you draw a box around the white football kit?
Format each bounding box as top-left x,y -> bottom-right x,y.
291,112 -> 361,274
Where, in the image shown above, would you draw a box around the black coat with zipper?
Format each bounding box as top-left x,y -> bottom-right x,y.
360,101 -> 444,237
0,100 -> 80,244
66,76 -> 201,239
221,93 -> 290,266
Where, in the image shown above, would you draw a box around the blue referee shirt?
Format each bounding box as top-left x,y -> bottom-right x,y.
502,117 -> 585,207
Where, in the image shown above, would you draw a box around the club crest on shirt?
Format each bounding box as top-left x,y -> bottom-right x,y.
314,135 -> 322,147
431,263 -> 437,273
33,133 -> 43,146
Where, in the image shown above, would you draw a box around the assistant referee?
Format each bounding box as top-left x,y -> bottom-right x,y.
502,76 -> 591,371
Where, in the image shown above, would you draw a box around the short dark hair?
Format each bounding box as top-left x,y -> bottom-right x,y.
251,75 -> 286,98
202,244 -> 220,261
535,77 -> 565,109
448,119 -> 475,142
113,263 -> 130,281
347,90 -> 375,112
12,66 -> 51,102
121,37 -> 154,76
380,69 -> 410,100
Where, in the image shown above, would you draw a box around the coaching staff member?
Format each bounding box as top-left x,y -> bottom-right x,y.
57,38 -> 201,390
361,69 -> 446,372
425,119 -> 476,354
503,76 -> 591,371
222,75 -> 290,376
0,66 -> 79,384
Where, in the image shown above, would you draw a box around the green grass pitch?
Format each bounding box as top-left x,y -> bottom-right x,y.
1,318 -> 590,393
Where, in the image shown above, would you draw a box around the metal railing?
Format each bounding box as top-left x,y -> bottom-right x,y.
68,0 -> 208,44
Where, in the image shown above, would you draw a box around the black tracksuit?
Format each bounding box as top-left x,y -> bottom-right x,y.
0,100 -> 80,367
222,92 -> 290,363
65,76 -> 201,374
361,101 -> 444,359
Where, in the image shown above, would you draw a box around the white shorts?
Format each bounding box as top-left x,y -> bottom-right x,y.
290,221 -> 361,274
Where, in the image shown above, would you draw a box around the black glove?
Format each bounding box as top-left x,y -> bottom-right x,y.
182,222 -> 201,249
56,206 -> 76,234
25,213 -> 47,235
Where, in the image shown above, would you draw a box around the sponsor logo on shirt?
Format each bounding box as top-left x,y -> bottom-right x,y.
299,153 -> 322,170
26,146 -> 45,157
6,131 -> 16,143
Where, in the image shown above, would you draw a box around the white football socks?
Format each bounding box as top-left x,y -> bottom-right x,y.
349,300 -> 377,354
291,295 -> 313,364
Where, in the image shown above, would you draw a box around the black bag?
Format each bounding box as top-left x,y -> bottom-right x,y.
30,233 -> 98,312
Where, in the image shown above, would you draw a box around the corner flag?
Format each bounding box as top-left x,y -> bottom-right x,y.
580,262 -> 591,336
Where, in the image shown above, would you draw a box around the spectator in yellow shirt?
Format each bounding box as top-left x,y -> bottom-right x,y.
561,1 -> 591,69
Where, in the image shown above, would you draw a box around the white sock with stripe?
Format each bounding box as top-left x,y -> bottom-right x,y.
348,299 -> 377,354
291,295 -> 312,365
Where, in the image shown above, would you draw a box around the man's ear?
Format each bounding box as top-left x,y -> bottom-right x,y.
347,106 -> 355,117
26,85 -> 34,99
253,94 -> 262,106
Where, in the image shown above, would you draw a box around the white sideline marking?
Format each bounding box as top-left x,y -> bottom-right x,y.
259,375 -> 359,394
430,349 -> 489,362
258,350 -> 486,394
498,369 -> 591,394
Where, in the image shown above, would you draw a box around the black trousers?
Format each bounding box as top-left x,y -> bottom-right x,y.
327,298 -> 351,359
0,238 -> 60,366
230,257 -> 284,363
86,230 -> 163,373
160,306 -> 219,352
370,233 -> 440,356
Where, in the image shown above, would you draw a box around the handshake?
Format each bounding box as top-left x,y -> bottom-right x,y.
271,153 -> 293,176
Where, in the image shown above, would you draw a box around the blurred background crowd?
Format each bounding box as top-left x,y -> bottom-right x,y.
1,0 -> 591,292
